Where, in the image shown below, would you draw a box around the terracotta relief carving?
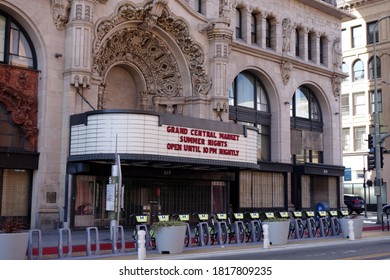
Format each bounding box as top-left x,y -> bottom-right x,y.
332,75 -> 342,98
0,65 -> 39,151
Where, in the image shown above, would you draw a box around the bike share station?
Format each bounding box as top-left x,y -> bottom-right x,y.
247,212 -> 262,242
196,213 -> 211,246
178,214 -> 192,247
214,213 -> 229,245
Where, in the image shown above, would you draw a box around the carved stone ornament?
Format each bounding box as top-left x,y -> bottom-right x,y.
51,0 -> 70,31
331,75 -> 342,98
282,18 -> 292,53
93,3 -> 212,99
333,37 -> 342,70
280,60 -> 293,86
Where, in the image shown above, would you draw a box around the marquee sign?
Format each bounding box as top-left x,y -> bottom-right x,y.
70,112 -> 257,164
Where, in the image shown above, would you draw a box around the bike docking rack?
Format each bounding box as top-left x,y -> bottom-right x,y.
328,210 -> 341,236
316,210 -> 328,237
196,213 -> 211,246
58,228 -> 73,258
86,226 -> 100,256
246,212 -> 262,243
134,215 -> 152,250
232,213 -> 245,244
304,210 -> 317,238
178,214 -> 192,247
291,211 -> 304,239
214,213 -> 228,245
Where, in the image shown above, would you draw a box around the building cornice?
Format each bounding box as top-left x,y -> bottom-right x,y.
298,0 -> 355,19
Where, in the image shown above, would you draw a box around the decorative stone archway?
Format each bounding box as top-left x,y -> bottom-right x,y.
92,2 -> 212,113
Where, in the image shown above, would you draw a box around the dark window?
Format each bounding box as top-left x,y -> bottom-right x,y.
367,21 -> 379,45
370,90 -> 382,113
0,12 -> 36,69
266,18 -> 271,48
319,36 -> 324,64
0,103 -> 26,150
251,14 -> 257,44
308,33 -> 312,61
236,9 -> 242,39
368,56 -> 381,80
295,29 -> 300,57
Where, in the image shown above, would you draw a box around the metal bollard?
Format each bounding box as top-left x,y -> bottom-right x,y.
263,224 -> 270,249
348,220 -> 355,240
28,229 -> 42,260
137,230 -> 146,260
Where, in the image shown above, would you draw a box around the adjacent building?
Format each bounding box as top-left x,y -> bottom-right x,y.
0,0 -> 349,230
339,0 -> 389,211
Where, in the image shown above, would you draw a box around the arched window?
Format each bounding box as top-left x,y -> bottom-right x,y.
353,59 -> 364,81
290,86 -> 323,164
368,56 -> 381,80
0,11 -> 36,69
229,72 -> 271,161
290,87 -> 321,122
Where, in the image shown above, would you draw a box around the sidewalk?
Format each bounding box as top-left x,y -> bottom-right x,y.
32,212 -> 390,260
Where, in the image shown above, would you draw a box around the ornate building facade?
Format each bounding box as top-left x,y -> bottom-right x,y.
0,0 -> 349,230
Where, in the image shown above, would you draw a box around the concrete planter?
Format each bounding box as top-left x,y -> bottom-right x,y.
262,220 -> 290,245
340,217 -> 364,239
155,225 -> 186,254
0,232 -> 29,260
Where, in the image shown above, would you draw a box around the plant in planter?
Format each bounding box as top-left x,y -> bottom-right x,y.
150,220 -> 187,254
262,217 -> 290,245
0,217 -> 30,260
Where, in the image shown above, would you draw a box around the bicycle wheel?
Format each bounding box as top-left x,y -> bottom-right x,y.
210,227 -> 215,245
321,219 -> 329,236
195,228 -> 202,246
308,219 -> 316,237
220,224 -> 228,244
238,223 -> 245,243
184,229 -> 190,247
254,222 -> 262,241
245,224 -> 251,242
333,219 -> 341,236
298,220 -> 305,238
227,225 -> 234,243
202,224 -> 209,245
150,230 -> 156,249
